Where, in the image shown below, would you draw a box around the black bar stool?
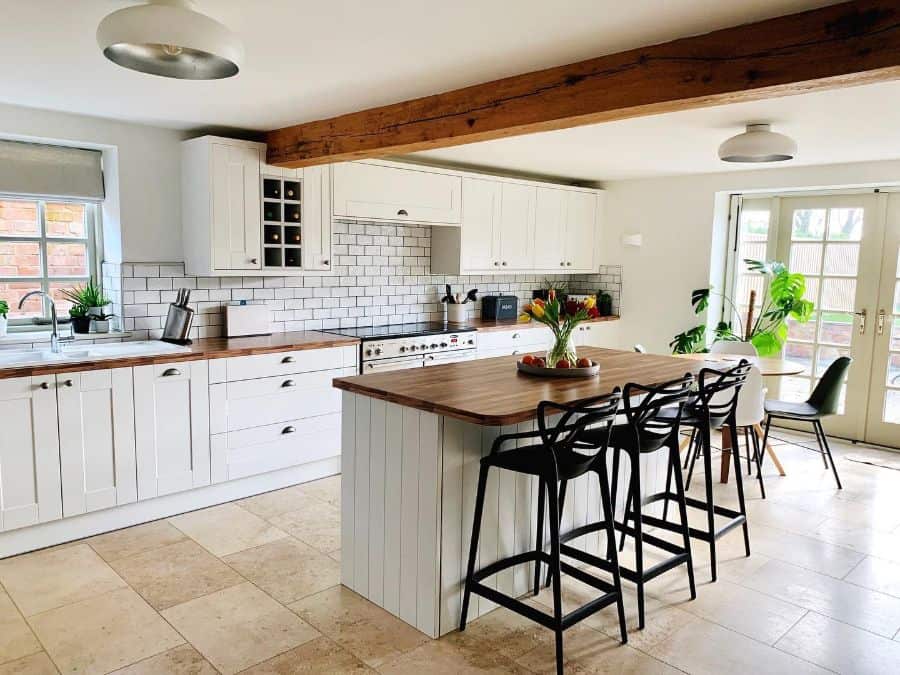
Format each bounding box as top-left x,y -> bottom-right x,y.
460,390 -> 626,675
664,361 -> 753,582
559,374 -> 698,631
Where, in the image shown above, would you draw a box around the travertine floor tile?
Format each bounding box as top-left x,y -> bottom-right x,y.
296,474 -> 341,506
378,635 -> 532,674
236,485 -> 310,520
87,521 -> 187,563
845,555 -> 900,598
109,539 -> 243,610
289,587 -> 428,668
110,645 -> 216,674
0,545 -> 126,616
29,587 -> 183,675
451,601 -> 554,659
776,610 -> 900,674
268,498 -> 341,554
237,636 -> 374,674
739,557 -> 900,638
169,504 -> 287,557
0,591 -> 41,665
162,582 -> 318,675
223,537 -> 340,604
0,652 -> 58,675
647,615 -> 828,675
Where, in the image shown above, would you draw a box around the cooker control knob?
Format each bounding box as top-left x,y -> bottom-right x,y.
410,345 -> 417,351
440,342 -> 448,348
374,348 -> 382,355
365,348 -> 373,356
467,338 -> 475,345
420,344 -> 428,351
430,343 -> 438,349
399,346 -> 407,353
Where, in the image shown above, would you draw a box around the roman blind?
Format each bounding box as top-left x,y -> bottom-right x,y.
0,139 -> 104,201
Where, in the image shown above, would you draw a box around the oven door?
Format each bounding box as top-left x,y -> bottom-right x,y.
361,355 -> 424,373
424,350 -> 478,366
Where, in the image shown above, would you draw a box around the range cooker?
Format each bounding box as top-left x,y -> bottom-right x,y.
321,322 -> 478,373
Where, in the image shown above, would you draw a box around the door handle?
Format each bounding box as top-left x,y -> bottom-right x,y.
281,356 -> 296,363
877,309 -> 886,336
855,309 -> 867,335
281,425 -> 296,434
161,368 -> 181,377
281,379 -> 296,388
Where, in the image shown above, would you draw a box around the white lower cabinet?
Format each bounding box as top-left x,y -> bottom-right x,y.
574,322 -> 610,347
0,375 -> 62,532
476,327 -> 550,358
134,360 -> 211,500
57,369 -> 137,517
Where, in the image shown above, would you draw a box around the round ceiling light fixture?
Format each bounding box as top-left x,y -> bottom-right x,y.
718,123 -> 797,163
97,0 -> 243,80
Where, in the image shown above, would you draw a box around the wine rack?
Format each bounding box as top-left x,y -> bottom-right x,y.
261,175 -> 302,269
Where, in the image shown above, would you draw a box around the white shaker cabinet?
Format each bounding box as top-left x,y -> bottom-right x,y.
134,361 -> 211,500
0,375 -> 61,532
564,190 -> 600,271
302,164 -> 333,271
533,187 -> 567,270
332,161 -> 461,225
57,369 -> 137,517
496,182 -> 536,270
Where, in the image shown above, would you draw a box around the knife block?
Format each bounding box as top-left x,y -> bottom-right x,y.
161,303 -> 194,344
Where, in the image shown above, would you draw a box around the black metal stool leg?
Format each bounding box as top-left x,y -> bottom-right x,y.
662,451 -> 674,522
618,472 -> 634,553
669,441 -> 697,600
743,427 -> 752,476
544,479 -> 568,589
812,420 -> 830,469
700,424 -> 717,582
597,458 -> 628,645
545,473 -> 565,675
750,425 -> 766,499
460,462 -> 490,630
685,429 -> 701,489
533,479 -> 546,596
815,420 -> 843,489
759,416 -> 772,468
729,420 -> 751,557
683,428 -> 697,469
630,453 -> 646,630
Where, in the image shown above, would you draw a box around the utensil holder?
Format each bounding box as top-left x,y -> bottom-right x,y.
448,303 -> 467,323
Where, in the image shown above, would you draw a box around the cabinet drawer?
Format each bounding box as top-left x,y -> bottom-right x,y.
477,327 -> 550,351
210,367 -> 353,433
211,413 -> 341,482
212,345 -> 358,383
332,162 -> 461,224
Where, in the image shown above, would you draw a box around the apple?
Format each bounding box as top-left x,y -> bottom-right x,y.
576,357 -> 592,368
522,354 -> 535,366
556,359 -> 571,369
534,357 -> 547,368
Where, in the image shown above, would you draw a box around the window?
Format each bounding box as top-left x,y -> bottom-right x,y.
730,197 -> 774,336
0,197 -> 98,326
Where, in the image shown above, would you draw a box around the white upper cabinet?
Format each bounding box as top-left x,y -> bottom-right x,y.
57,369 -> 137,517
0,375 -> 62,532
302,165 -> 333,271
332,161 -> 462,225
458,178 -> 501,270
134,360 -> 210,500
497,182 -> 536,270
182,136 -> 264,276
564,190 -> 600,271
533,187 -> 567,270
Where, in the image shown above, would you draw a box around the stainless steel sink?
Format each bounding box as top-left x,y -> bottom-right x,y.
0,341 -> 191,368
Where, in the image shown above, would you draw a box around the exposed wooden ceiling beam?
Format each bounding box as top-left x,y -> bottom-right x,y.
267,0 -> 900,168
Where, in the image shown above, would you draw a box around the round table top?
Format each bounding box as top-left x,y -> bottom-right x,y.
674,352 -> 805,377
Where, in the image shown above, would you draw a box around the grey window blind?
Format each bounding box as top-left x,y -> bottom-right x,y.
0,140 -> 104,201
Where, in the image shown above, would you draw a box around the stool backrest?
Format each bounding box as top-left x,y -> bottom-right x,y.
695,361 -> 752,428
621,373 -> 695,451
537,389 -> 622,454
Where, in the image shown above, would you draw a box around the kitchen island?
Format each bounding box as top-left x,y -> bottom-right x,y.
332,347 -> 704,638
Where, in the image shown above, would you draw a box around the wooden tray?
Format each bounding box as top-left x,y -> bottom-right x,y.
516,360 -> 600,378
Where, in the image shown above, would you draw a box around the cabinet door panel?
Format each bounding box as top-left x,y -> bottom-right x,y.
211,143 -> 261,270
565,191 -> 597,271
534,187 -> 567,270
0,375 -> 61,532
498,183 -> 536,270
58,369 -> 137,517
135,361 -> 210,500
302,165 -> 332,270
460,178 -> 501,271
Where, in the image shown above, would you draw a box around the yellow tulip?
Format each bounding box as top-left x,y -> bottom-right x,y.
584,296 -> 596,310
531,303 -> 545,318
518,313 -> 531,323
523,303 -> 532,313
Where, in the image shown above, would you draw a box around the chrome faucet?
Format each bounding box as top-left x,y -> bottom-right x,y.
19,290 -> 74,354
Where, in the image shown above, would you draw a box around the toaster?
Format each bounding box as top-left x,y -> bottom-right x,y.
481,295 -> 518,321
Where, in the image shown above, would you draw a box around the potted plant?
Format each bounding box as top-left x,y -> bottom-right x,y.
0,300 -> 8,337
670,258 -> 814,356
68,304 -> 91,334
596,291 -> 613,317
82,279 -> 111,318
519,290 -> 599,368
91,312 -> 115,334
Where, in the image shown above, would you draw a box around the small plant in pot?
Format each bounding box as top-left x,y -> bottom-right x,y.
91,312 -> 115,334
0,299 -> 8,337
68,304 -> 91,334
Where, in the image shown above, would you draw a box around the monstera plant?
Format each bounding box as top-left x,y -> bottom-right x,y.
670,259 -> 814,356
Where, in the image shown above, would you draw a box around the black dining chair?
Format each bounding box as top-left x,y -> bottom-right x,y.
560,373 -> 698,631
460,390 -> 626,675
760,356 -> 852,490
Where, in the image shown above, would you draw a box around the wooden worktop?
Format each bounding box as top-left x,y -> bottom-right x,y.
333,347 -> 701,426
452,315 -> 619,333
0,331 -> 359,379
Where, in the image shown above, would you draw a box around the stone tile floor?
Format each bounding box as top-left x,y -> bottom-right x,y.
1,430 -> 900,673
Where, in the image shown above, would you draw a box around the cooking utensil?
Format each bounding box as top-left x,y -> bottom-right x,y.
441,284 -> 454,304
465,288 -> 478,304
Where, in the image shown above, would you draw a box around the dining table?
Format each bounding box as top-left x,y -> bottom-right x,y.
674,353 -> 805,483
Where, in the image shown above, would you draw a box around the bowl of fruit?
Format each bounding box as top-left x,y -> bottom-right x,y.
516,354 -> 600,378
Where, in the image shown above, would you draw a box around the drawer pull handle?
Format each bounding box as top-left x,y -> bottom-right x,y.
512,333 -> 520,339
397,209 -> 408,216
62,379 -> 73,388
282,379 -> 296,388
281,356 -> 296,364
39,382 -> 49,390
162,368 -> 181,377
282,426 -> 296,434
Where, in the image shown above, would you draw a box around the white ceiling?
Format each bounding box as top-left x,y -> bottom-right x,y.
2,0 -> 834,131
410,81 -> 900,181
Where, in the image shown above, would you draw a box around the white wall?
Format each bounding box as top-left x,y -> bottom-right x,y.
0,103 -> 184,262
600,158 -> 900,353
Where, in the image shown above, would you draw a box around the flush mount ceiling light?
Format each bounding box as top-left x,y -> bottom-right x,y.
718,123 -> 797,163
97,0 -> 243,80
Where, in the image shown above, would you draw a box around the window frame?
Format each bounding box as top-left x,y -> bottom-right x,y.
0,195 -> 100,329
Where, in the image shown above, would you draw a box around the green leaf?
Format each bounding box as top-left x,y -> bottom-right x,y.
790,299 -> 814,323
751,332 -> 781,356
691,288 -> 710,314
669,324 -> 707,354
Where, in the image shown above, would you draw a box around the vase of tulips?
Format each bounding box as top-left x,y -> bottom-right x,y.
519,290 -> 599,368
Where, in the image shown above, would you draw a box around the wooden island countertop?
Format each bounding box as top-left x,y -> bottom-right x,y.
333,347 -> 701,426
451,315 -> 619,332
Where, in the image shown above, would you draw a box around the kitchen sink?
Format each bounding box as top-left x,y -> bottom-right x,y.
0,340 -> 191,368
